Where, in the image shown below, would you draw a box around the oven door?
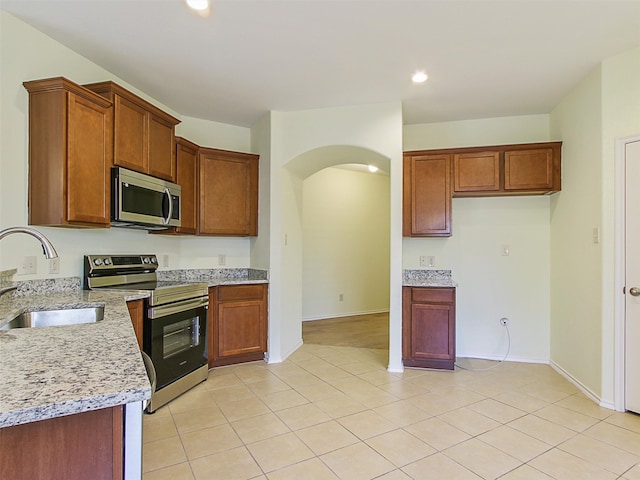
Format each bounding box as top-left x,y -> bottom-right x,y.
143,297 -> 208,390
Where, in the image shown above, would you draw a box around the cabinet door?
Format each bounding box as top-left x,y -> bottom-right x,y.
66,92 -> 112,226
112,95 -> 147,173
148,114 -> 176,181
453,151 -> 500,193
174,138 -> 198,234
408,303 -> 454,361
0,406 -> 123,480
504,148 -> 554,191
198,149 -> 259,236
215,300 -> 266,358
209,284 -> 268,366
403,154 -> 452,237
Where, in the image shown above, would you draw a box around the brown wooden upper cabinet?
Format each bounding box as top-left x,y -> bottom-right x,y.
404,142 -> 561,237
450,142 -> 562,196
403,153 -> 452,237
198,148 -> 259,236
84,81 -> 180,182
23,77 -> 113,228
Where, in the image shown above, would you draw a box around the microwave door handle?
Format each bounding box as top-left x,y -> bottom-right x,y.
163,187 -> 173,225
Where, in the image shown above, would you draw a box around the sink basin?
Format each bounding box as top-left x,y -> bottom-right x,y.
0,306 -> 104,330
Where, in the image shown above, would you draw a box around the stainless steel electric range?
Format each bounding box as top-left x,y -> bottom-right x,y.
84,254 -> 208,413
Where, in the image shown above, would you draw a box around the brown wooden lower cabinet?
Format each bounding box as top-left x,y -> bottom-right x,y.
0,406 -> 123,480
126,299 -> 144,350
402,286 -> 456,370
209,284 -> 268,367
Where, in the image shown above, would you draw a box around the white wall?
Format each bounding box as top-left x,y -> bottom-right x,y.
549,67 -> 603,398
549,47 -> 640,405
403,115 -> 553,362
600,47 -> 640,406
266,103 -> 403,368
0,11 -> 253,279
302,167 -> 390,320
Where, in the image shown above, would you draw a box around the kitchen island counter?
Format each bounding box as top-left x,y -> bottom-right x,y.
0,284 -> 151,428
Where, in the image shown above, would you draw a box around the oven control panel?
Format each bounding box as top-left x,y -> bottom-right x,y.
84,254 -> 158,274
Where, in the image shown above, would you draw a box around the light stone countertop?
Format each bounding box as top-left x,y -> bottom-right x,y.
0,288 -> 151,428
0,268 -> 269,428
403,269 -> 457,288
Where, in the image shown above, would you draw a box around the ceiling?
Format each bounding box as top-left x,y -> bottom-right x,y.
2,0 -> 639,128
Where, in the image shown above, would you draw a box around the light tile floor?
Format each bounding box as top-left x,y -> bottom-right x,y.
142,346 -> 640,479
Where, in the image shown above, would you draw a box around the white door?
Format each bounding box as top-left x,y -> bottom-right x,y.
625,139 -> 640,413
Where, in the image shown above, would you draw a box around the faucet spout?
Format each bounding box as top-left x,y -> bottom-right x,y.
0,227 -> 58,259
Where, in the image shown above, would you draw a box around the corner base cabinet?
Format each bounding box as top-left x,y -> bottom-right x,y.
209,284 -> 268,367
402,286 -> 456,370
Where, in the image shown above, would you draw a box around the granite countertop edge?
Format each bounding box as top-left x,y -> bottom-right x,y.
402,269 -> 457,288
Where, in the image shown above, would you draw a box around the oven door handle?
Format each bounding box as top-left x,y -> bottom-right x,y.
148,297 -> 208,319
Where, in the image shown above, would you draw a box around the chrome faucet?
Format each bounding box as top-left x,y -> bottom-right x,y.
0,227 -> 58,259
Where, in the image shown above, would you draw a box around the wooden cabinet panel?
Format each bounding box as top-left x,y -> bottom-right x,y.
403,154 -> 452,237
24,77 -> 112,228
112,95 -> 147,173
148,114 -> 176,181
218,284 -> 265,302
409,304 -> 454,361
0,406 -> 123,480
505,147 -> 557,191
209,284 -> 268,367
85,81 -> 180,182
126,299 -> 144,350
173,137 -> 199,234
217,301 -> 265,357
454,151 -> 500,193
198,148 -> 259,236
403,286 -> 456,370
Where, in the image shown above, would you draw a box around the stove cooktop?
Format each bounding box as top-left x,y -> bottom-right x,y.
84,254 -> 208,306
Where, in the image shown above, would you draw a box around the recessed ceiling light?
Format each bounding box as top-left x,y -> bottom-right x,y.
412,70 -> 428,84
368,165 -> 379,173
186,0 -> 209,11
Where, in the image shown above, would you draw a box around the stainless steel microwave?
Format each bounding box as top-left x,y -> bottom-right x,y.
111,167 -> 181,230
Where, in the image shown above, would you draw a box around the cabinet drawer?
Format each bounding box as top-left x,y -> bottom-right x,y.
217,284 -> 266,302
410,287 -> 454,304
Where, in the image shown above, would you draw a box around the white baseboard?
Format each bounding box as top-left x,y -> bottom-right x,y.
549,360 -> 609,408
456,352 -> 549,364
268,338 -> 304,364
302,309 -> 389,321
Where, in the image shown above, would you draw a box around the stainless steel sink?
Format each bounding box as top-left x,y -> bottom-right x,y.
0,306 -> 104,330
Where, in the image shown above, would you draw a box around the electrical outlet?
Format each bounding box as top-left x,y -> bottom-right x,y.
339,293 -> 344,302
500,317 -> 509,326
427,256 -> 436,267
419,256 -> 427,267
19,256 -> 37,275
163,254 -> 169,267
49,257 -> 60,274
501,245 -> 510,256
218,254 -> 226,266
